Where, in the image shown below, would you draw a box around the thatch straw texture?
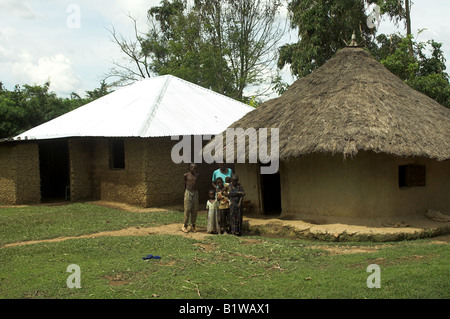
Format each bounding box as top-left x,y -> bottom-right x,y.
218,47 -> 450,161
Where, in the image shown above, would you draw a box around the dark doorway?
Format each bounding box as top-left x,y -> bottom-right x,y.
109,139 -> 125,169
39,140 -> 70,201
260,172 -> 282,215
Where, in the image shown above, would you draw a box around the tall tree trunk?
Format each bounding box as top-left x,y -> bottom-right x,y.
405,0 -> 411,36
405,0 -> 413,56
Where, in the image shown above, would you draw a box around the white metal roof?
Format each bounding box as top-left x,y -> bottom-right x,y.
15,75 -> 254,140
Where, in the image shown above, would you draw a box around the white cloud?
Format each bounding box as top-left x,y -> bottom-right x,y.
0,26 -> 15,42
1,0 -> 449,98
0,0 -> 42,19
10,52 -> 81,95
0,46 -> 15,63
89,0 -> 157,32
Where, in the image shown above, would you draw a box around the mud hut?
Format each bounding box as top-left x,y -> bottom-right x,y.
0,75 -> 253,206
215,47 -> 450,223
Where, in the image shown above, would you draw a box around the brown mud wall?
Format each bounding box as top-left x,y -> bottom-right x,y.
69,137 -> 217,208
0,142 -> 40,204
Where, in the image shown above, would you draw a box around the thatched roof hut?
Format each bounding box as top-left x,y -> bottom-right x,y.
216,47 -> 450,223
225,47 -> 450,161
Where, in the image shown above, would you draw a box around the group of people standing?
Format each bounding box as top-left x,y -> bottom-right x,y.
182,163 -> 245,236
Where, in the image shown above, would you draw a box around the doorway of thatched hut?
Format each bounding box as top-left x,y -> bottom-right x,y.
39,139 -> 70,202
260,171 -> 282,216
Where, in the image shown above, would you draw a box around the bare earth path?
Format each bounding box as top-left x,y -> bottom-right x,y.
1,223 -> 212,248
1,200 -> 449,249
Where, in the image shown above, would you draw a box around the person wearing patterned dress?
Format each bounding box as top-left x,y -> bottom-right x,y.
228,175 -> 245,236
206,189 -> 220,234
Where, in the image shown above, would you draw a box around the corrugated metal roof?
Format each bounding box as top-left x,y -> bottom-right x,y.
14,75 -> 254,140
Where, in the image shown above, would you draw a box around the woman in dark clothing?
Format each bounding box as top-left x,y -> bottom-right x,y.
228,175 -> 245,236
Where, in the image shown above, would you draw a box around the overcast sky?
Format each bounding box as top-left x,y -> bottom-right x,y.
0,0 -> 449,99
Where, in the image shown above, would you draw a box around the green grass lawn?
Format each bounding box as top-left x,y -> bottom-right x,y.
0,203 -> 448,299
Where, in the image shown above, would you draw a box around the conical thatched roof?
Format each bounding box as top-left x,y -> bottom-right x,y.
219,47 -> 450,161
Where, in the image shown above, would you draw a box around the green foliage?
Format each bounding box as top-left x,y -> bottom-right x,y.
271,75 -> 290,96
245,96 -> 262,108
143,2 -> 236,98
141,0 -> 285,102
407,73 -> 450,107
0,93 -> 25,139
280,0 -> 449,107
371,32 -> 450,107
278,0 -> 377,77
0,81 -> 112,139
374,0 -> 407,26
84,80 -> 111,101
378,34 -> 419,80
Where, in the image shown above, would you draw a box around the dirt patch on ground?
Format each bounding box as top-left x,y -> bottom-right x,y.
239,238 -> 265,245
309,245 -> 385,255
2,201 -> 449,248
105,274 -> 131,287
4,220 -> 448,249
1,223 -> 212,248
88,201 -> 171,213
244,215 -> 450,242
430,234 -> 450,244
193,242 -> 217,252
0,205 -> 29,208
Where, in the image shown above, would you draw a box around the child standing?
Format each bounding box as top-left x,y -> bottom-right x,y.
206,189 -> 220,234
224,176 -> 231,188
214,177 -> 224,194
216,177 -> 230,234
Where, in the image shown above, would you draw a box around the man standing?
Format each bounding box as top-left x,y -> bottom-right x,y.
183,164 -> 199,233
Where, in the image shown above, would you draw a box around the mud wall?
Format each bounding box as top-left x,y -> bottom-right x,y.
0,144 -> 16,204
280,152 -> 450,221
90,138 -> 147,206
15,143 -> 41,204
69,139 -> 94,201
143,137 -> 216,208
66,137 -> 218,208
234,163 -> 262,214
235,152 -> 450,221
0,142 -> 40,204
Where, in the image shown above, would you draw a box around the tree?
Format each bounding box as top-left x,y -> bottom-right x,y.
0,89 -> 25,139
278,0 -> 377,78
373,33 -> 450,107
108,0 -> 286,102
0,81 -> 112,139
85,80 -> 111,100
142,0 -> 235,96
206,0 -> 286,101
375,0 -> 409,30
106,14 -> 154,87
278,0 -> 449,107
373,0 -> 413,54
